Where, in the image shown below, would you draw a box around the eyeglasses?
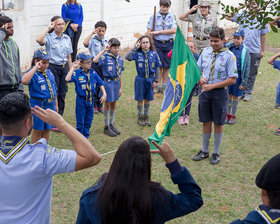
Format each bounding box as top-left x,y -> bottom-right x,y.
141,41 -> 150,45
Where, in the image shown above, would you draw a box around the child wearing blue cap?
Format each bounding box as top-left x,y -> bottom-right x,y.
225,29 -> 251,124
21,49 -> 58,143
93,38 -> 124,137
65,52 -> 106,138
125,35 -> 161,126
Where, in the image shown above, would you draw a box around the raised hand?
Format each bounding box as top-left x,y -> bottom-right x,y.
151,141 -> 176,164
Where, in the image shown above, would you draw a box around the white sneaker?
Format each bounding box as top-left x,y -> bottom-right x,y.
243,94 -> 251,102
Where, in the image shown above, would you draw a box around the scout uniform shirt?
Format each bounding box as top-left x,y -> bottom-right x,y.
0,137 -> 77,224
146,11 -> 177,41
198,47 -> 238,84
87,35 -> 108,57
44,32 -> 73,65
69,67 -> 104,98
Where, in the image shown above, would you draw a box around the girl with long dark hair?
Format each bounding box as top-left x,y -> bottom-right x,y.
76,136 -> 203,223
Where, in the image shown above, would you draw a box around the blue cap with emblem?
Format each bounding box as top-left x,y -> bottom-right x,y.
77,52 -> 92,61
233,29 -> 245,37
34,49 -> 50,60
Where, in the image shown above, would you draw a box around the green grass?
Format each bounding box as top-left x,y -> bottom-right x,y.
49,32 -> 280,223
266,28 -> 280,49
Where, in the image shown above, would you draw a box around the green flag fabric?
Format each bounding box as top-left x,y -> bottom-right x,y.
148,26 -> 201,149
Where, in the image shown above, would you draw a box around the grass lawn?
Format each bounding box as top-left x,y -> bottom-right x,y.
49,32 -> 280,223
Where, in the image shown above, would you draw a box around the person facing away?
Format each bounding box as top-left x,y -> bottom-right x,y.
76,136 -> 203,224
231,153 -> 280,224
21,49 -> 58,143
65,52 -> 106,138
125,35 -> 161,127
225,29 -> 251,125
0,92 -> 101,224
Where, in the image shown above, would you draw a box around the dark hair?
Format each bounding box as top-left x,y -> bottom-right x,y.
210,27 -> 225,40
0,92 -> 31,131
267,190 -> 280,209
48,16 -> 62,33
0,16 -> 12,27
95,21 -> 107,29
97,136 -> 165,224
108,38 -> 121,47
160,0 -> 171,7
136,35 -> 156,52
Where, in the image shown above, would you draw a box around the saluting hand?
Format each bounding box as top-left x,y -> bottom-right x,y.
72,60 -> 80,70
191,4 -> 200,11
1,23 -> 9,31
35,60 -> 43,69
151,141 -> 176,164
31,106 -> 65,127
135,40 -> 141,49
47,22 -> 55,30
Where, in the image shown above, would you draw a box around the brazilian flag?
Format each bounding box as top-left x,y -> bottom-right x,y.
148,26 -> 201,149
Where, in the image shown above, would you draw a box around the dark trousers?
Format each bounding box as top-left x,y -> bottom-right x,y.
0,88 -> 19,100
48,64 -> 68,116
71,26 -> 82,62
92,62 -> 104,109
245,53 -> 261,96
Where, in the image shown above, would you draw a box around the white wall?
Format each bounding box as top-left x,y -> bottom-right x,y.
2,0 -> 244,68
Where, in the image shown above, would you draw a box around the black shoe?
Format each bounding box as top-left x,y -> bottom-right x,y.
210,153 -> 220,164
143,114 -> 151,126
275,128 -> 280,136
193,150 -> 209,161
110,124 -> 121,135
104,126 -> 117,137
138,115 -> 146,126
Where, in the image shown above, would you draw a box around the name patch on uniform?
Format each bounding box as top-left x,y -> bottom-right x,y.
108,66 -> 113,71
41,85 -> 46,91
82,84 -> 86,90
138,63 -> 143,68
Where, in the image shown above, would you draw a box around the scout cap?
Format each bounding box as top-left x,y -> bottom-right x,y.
255,154 -> 280,191
160,0 -> 171,6
233,29 -> 245,37
200,1 -> 211,7
76,52 -> 92,61
34,49 -> 50,60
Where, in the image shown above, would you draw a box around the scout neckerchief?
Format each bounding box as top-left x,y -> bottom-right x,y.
0,136 -> 28,164
160,12 -> 167,30
107,52 -> 122,80
143,49 -> 150,78
93,35 -> 104,50
83,69 -> 92,105
255,204 -> 280,224
209,47 -> 228,83
38,70 -> 55,100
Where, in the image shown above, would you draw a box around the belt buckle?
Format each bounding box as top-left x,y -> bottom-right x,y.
47,99 -> 52,103
114,78 -> 118,81
62,64 -> 65,68
162,40 -> 166,43
200,36 -> 203,41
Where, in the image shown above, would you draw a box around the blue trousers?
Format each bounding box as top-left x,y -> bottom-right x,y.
276,81 -> 280,105
76,96 -> 94,138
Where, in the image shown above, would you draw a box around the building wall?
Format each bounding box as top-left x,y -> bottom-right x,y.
2,0 -> 242,68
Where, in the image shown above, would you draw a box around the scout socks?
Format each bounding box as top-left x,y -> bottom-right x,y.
227,98 -> 232,114
202,133 -> 211,153
162,84 -> 166,93
137,105 -> 143,116
213,132 -> 223,155
231,100 -> 239,116
144,103 -> 150,115
104,110 -> 110,127
109,110 -> 115,125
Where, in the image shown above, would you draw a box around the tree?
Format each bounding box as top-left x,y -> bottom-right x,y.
219,0 -> 280,32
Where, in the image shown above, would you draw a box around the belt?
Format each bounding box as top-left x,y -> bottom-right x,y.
155,39 -> 173,43
31,96 -> 54,103
104,77 -> 119,82
193,35 -> 209,41
49,63 -> 67,68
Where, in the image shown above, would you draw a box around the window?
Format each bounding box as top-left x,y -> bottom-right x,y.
1,0 -> 16,10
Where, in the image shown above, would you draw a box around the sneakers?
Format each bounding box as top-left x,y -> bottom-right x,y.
227,115 -> 236,125
94,107 -> 99,114
275,104 -> 280,109
104,126 -> 117,137
138,115 -> 146,126
110,124 -> 121,135
143,114 -> 151,126
243,94 -> 251,102
210,153 -> 220,164
98,107 -> 104,113
225,114 -> 230,124
183,115 -> 190,125
275,128 -> 280,136
178,116 -> 184,125
193,151 -> 209,161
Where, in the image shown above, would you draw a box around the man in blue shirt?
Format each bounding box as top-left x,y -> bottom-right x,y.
0,92 -> 101,224
226,1 -> 270,101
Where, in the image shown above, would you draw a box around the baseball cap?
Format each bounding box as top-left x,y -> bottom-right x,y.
34,49 -> 50,60
76,52 -> 92,61
233,29 -> 245,37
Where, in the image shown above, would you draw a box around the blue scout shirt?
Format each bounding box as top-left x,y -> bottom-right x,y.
61,3 -> 83,27
26,69 -> 57,99
146,11 -> 176,41
198,47 -> 238,84
233,13 -> 270,54
69,67 -> 104,97
230,43 -> 243,71
87,35 -> 108,57
131,50 -> 161,78
99,53 -> 125,79
273,60 -> 280,71
44,32 -> 73,65
0,137 -> 76,224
